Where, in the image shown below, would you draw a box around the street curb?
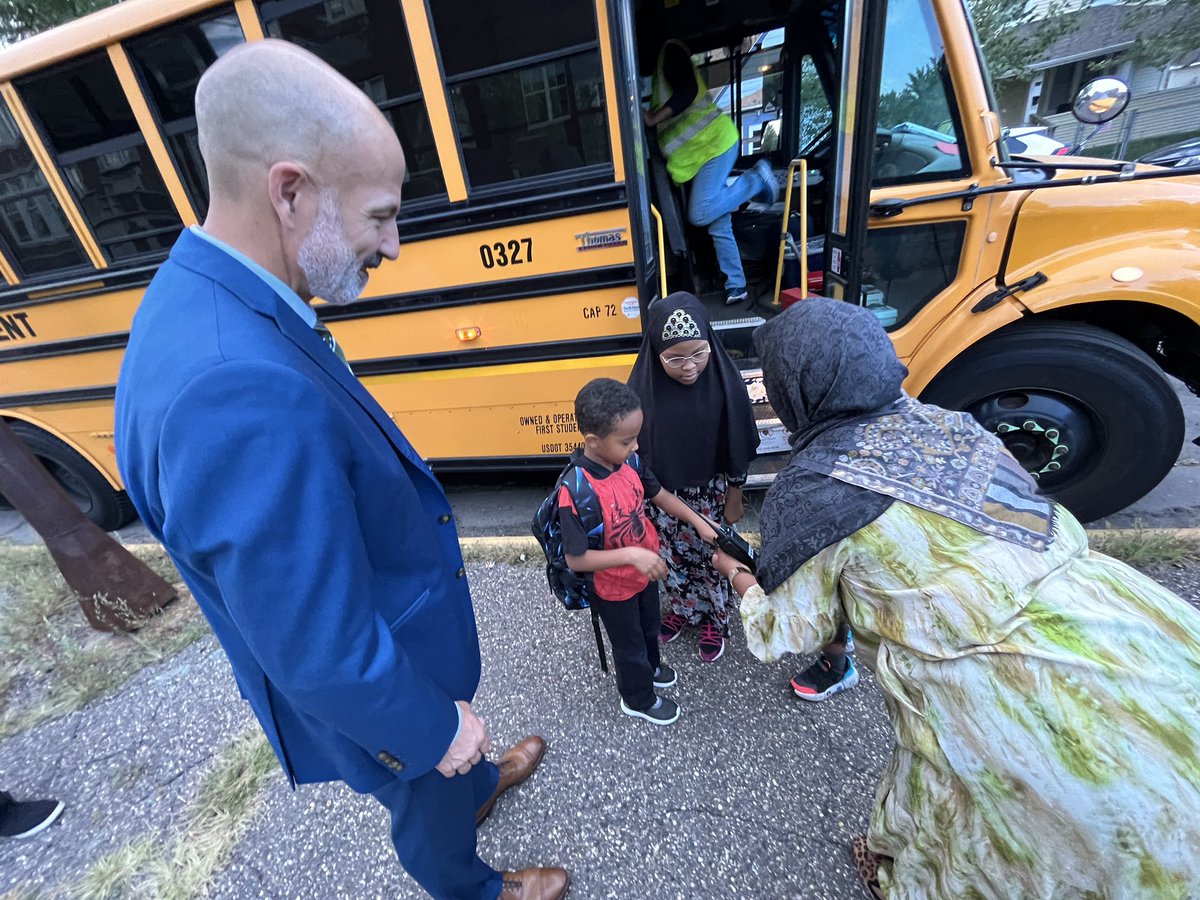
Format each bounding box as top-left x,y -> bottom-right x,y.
4,528 -> 1200,557
453,528 -> 1200,554
1087,527 -> 1200,541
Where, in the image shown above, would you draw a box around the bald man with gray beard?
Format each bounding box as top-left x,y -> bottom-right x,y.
115,40 -> 567,900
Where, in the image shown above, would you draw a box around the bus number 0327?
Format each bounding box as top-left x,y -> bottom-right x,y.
480,238 -> 533,269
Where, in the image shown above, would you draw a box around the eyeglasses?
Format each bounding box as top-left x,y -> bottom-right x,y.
660,345 -> 711,369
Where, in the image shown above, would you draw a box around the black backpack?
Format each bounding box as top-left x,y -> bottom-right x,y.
531,459 -> 610,671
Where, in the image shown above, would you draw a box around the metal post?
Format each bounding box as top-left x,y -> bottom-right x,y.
1117,109 -> 1139,160
0,420 -> 175,632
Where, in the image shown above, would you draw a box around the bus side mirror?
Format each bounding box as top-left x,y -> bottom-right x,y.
1072,77 -> 1131,125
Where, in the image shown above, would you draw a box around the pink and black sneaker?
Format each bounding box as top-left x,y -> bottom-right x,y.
659,612 -> 687,644
698,621 -> 725,662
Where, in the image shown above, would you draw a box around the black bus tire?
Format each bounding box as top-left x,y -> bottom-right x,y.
919,321 -> 1183,523
6,422 -> 138,532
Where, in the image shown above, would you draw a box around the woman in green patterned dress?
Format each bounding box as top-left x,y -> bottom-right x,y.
714,298 -> 1200,899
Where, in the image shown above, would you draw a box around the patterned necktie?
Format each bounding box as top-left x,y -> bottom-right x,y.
313,321 -> 350,369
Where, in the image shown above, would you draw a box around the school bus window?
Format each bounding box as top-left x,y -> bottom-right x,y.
0,104 -> 90,278
16,53 -> 184,262
872,0 -> 968,186
428,0 -> 598,78
797,56 -> 833,154
260,0 -> 446,203
431,0 -> 611,191
125,8 -> 245,221
738,38 -> 785,156
862,221 -> 966,329
694,30 -> 786,158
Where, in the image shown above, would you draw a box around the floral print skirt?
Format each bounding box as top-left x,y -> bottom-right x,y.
649,475 -> 739,636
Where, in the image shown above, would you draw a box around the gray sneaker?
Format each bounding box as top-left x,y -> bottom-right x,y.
754,158 -> 779,205
620,695 -> 680,725
653,663 -> 677,688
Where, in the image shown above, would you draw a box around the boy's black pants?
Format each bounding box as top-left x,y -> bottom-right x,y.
593,582 -> 662,711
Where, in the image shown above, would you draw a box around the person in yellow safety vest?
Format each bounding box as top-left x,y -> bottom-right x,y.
644,40 -> 778,306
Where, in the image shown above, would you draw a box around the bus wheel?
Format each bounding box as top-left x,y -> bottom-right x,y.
919,322 -> 1183,523
6,422 -> 138,532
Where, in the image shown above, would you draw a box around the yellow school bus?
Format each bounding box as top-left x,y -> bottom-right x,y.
0,0 -> 1197,529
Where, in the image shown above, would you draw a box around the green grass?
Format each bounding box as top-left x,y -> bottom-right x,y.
1091,525 -> 1200,567
0,544 -> 210,739
74,730 -> 277,900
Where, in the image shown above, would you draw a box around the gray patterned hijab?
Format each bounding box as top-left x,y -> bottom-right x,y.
753,298 -> 1054,592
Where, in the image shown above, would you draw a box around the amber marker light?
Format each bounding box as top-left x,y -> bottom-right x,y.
456,326 -> 483,342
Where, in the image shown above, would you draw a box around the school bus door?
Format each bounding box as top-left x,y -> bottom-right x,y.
826,0 -> 1010,367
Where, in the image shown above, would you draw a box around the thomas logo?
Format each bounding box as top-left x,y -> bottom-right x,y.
575,228 -> 628,252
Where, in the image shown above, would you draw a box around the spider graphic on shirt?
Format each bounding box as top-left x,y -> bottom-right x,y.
606,496 -> 648,547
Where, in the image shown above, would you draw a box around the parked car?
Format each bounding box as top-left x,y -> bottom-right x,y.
1137,136 -> 1200,168
1004,127 -> 1070,157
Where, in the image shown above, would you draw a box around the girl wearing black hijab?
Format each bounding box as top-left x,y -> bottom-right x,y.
626,293 -> 759,661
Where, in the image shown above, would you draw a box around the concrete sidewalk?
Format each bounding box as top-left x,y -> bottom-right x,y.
0,561 -> 893,899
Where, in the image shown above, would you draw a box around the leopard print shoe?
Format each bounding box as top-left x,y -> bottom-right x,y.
851,835 -> 886,900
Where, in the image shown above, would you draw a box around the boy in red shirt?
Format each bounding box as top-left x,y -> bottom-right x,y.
558,378 -> 717,724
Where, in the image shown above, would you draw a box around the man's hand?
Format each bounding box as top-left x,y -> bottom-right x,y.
435,701 -> 493,778
625,547 -> 668,581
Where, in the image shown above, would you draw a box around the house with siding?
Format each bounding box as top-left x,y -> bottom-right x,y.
995,1 -> 1199,158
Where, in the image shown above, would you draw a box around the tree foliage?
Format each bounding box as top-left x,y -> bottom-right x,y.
967,0 -> 1088,82
1120,0 -> 1200,68
0,0 -> 117,42
970,0 -> 1200,82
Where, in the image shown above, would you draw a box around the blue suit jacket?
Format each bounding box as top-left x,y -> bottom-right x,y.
115,230 -> 480,793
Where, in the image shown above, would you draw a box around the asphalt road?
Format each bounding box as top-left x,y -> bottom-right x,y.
0,562 -> 894,899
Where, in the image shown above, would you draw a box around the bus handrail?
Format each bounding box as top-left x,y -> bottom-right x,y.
648,203 -> 668,300
773,158 -> 807,306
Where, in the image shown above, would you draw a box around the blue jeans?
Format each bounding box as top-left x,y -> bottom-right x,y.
373,759 -> 503,899
686,143 -> 766,292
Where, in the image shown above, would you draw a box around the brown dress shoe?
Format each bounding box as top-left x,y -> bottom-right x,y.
499,867 -> 569,899
476,735 -> 546,825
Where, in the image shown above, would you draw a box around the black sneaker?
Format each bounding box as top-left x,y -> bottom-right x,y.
725,288 -> 750,305
790,655 -> 859,702
0,797 -> 64,839
653,663 -> 677,688
620,695 -> 680,725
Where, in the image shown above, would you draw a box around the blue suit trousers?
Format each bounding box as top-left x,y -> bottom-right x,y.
373,759 -> 502,899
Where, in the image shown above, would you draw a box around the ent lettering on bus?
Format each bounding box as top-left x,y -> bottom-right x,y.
0,311 -> 36,341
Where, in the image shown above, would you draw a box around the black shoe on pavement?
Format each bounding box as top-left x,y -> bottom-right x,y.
790,655 -> 860,702
653,663 -> 677,688
620,695 -> 680,725
0,798 -> 64,839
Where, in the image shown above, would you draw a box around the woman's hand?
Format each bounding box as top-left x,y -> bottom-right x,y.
711,548 -> 740,581
693,517 -> 719,546
724,486 -> 745,525
713,549 -> 759,597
